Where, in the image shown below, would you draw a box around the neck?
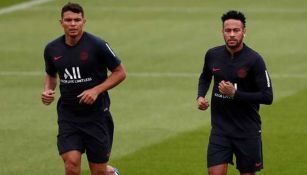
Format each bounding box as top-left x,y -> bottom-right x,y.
226,43 -> 244,56
65,32 -> 84,46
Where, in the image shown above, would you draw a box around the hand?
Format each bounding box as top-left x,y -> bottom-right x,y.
218,80 -> 235,97
41,89 -> 55,105
77,88 -> 99,105
197,96 -> 210,110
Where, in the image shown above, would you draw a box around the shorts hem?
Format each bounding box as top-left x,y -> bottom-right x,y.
59,148 -> 84,155
87,159 -> 109,164
208,161 -> 233,168
238,167 -> 263,173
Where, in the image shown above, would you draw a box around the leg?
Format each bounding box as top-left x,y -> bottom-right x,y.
84,113 -> 115,174
61,150 -> 82,175
234,137 -> 263,174
208,164 -> 228,175
207,134 -> 233,175
89,163 -> 117,175
57,121 -> 85,175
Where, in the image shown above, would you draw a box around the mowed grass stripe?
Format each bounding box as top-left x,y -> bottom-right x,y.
110,126 -> 208,175
0,0 -> 54,15
0,0 -> 306,174
0,0 -> 28,8
69,6 -> 307,13
261,89 -> 307,174
105,89 -> 307,175
0,71 -> 306,79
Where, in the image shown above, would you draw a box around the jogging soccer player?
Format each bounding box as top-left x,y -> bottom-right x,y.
197,10 -> 273,175
41,2 -> 125,175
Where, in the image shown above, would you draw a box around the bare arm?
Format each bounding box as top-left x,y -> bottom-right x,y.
77,64 -> 126,104
41,74 -> 57,105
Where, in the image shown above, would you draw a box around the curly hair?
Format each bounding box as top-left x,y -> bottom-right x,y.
221,10 -> 246,27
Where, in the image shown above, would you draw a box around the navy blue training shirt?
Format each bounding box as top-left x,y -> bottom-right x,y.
44,32 -> 121,121
198,44 -> 273,138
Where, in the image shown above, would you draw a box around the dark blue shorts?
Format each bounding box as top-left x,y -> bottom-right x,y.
57,111 -> 114,163
207,133 -> 263,173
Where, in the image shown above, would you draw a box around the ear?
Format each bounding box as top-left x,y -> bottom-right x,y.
59,19 -> 63,26
243,28 -> 247,37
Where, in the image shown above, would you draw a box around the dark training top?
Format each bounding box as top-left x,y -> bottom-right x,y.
198,44 -> 273,138
44,32 -> 121,122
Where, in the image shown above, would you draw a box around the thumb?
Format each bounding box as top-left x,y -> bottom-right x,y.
49,90 -> 55,95
45,89 -> 55,95
77,92 -> 84,98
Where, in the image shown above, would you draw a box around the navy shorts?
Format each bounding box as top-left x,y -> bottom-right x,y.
57,111 -> 114,163
207,134 -> 263,173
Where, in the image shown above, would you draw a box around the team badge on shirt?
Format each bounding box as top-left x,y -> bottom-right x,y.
237,68 -> 247,78
80,51 -> 89,61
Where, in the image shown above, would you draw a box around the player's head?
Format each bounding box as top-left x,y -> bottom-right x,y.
221,10 -> 246,50
221,10 -> 246,28
60,2 -> 86,38
61,2 -> 84,18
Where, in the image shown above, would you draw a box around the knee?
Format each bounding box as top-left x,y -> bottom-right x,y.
64,159 -> 81,174
208,168 -> 216,175
208,166 -> 227,175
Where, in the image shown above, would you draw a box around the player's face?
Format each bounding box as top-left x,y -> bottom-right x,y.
60,11 -> 86,38
222,19 -> 245,50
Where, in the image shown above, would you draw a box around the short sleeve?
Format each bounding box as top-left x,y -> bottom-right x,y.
44,46 -> 57,76
97,41 -> 121,71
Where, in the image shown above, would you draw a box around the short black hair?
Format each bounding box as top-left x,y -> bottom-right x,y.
61,2 -> 84,18
221,10 -> 246,27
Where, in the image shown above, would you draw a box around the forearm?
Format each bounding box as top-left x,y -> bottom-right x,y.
197,73 -> 212,98
235,58 -> 273,104
234,89 -> 273,104
44,74 -> 57,91
42,74 -> 57,105
93,64 -> 126,94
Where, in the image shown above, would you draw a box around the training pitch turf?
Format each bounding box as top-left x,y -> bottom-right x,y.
0,0 -> 307,174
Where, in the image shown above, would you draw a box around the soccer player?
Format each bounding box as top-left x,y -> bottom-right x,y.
197,10 -> 273,175
41,2 -> 125,175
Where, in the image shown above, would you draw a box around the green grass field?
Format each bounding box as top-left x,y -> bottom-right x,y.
0,0 -> 307,174
0,0 -> 28,8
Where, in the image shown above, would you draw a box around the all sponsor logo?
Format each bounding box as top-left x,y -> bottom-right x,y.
64,67 -> 81,79
60,67 -> 92,84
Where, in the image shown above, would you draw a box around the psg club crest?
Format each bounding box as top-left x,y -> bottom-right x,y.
80,51 -> 88,61
237,68 -> 247,78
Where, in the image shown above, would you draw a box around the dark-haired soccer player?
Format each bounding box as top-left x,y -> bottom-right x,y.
41,2 -> 125,175
197,10 -> 273,175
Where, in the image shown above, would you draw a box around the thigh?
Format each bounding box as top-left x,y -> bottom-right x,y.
208,164 -> 228,175
233,137 -> 263,173
57,121 -> 85,155
84,112 -> 114,163
207,134 -> 234,168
